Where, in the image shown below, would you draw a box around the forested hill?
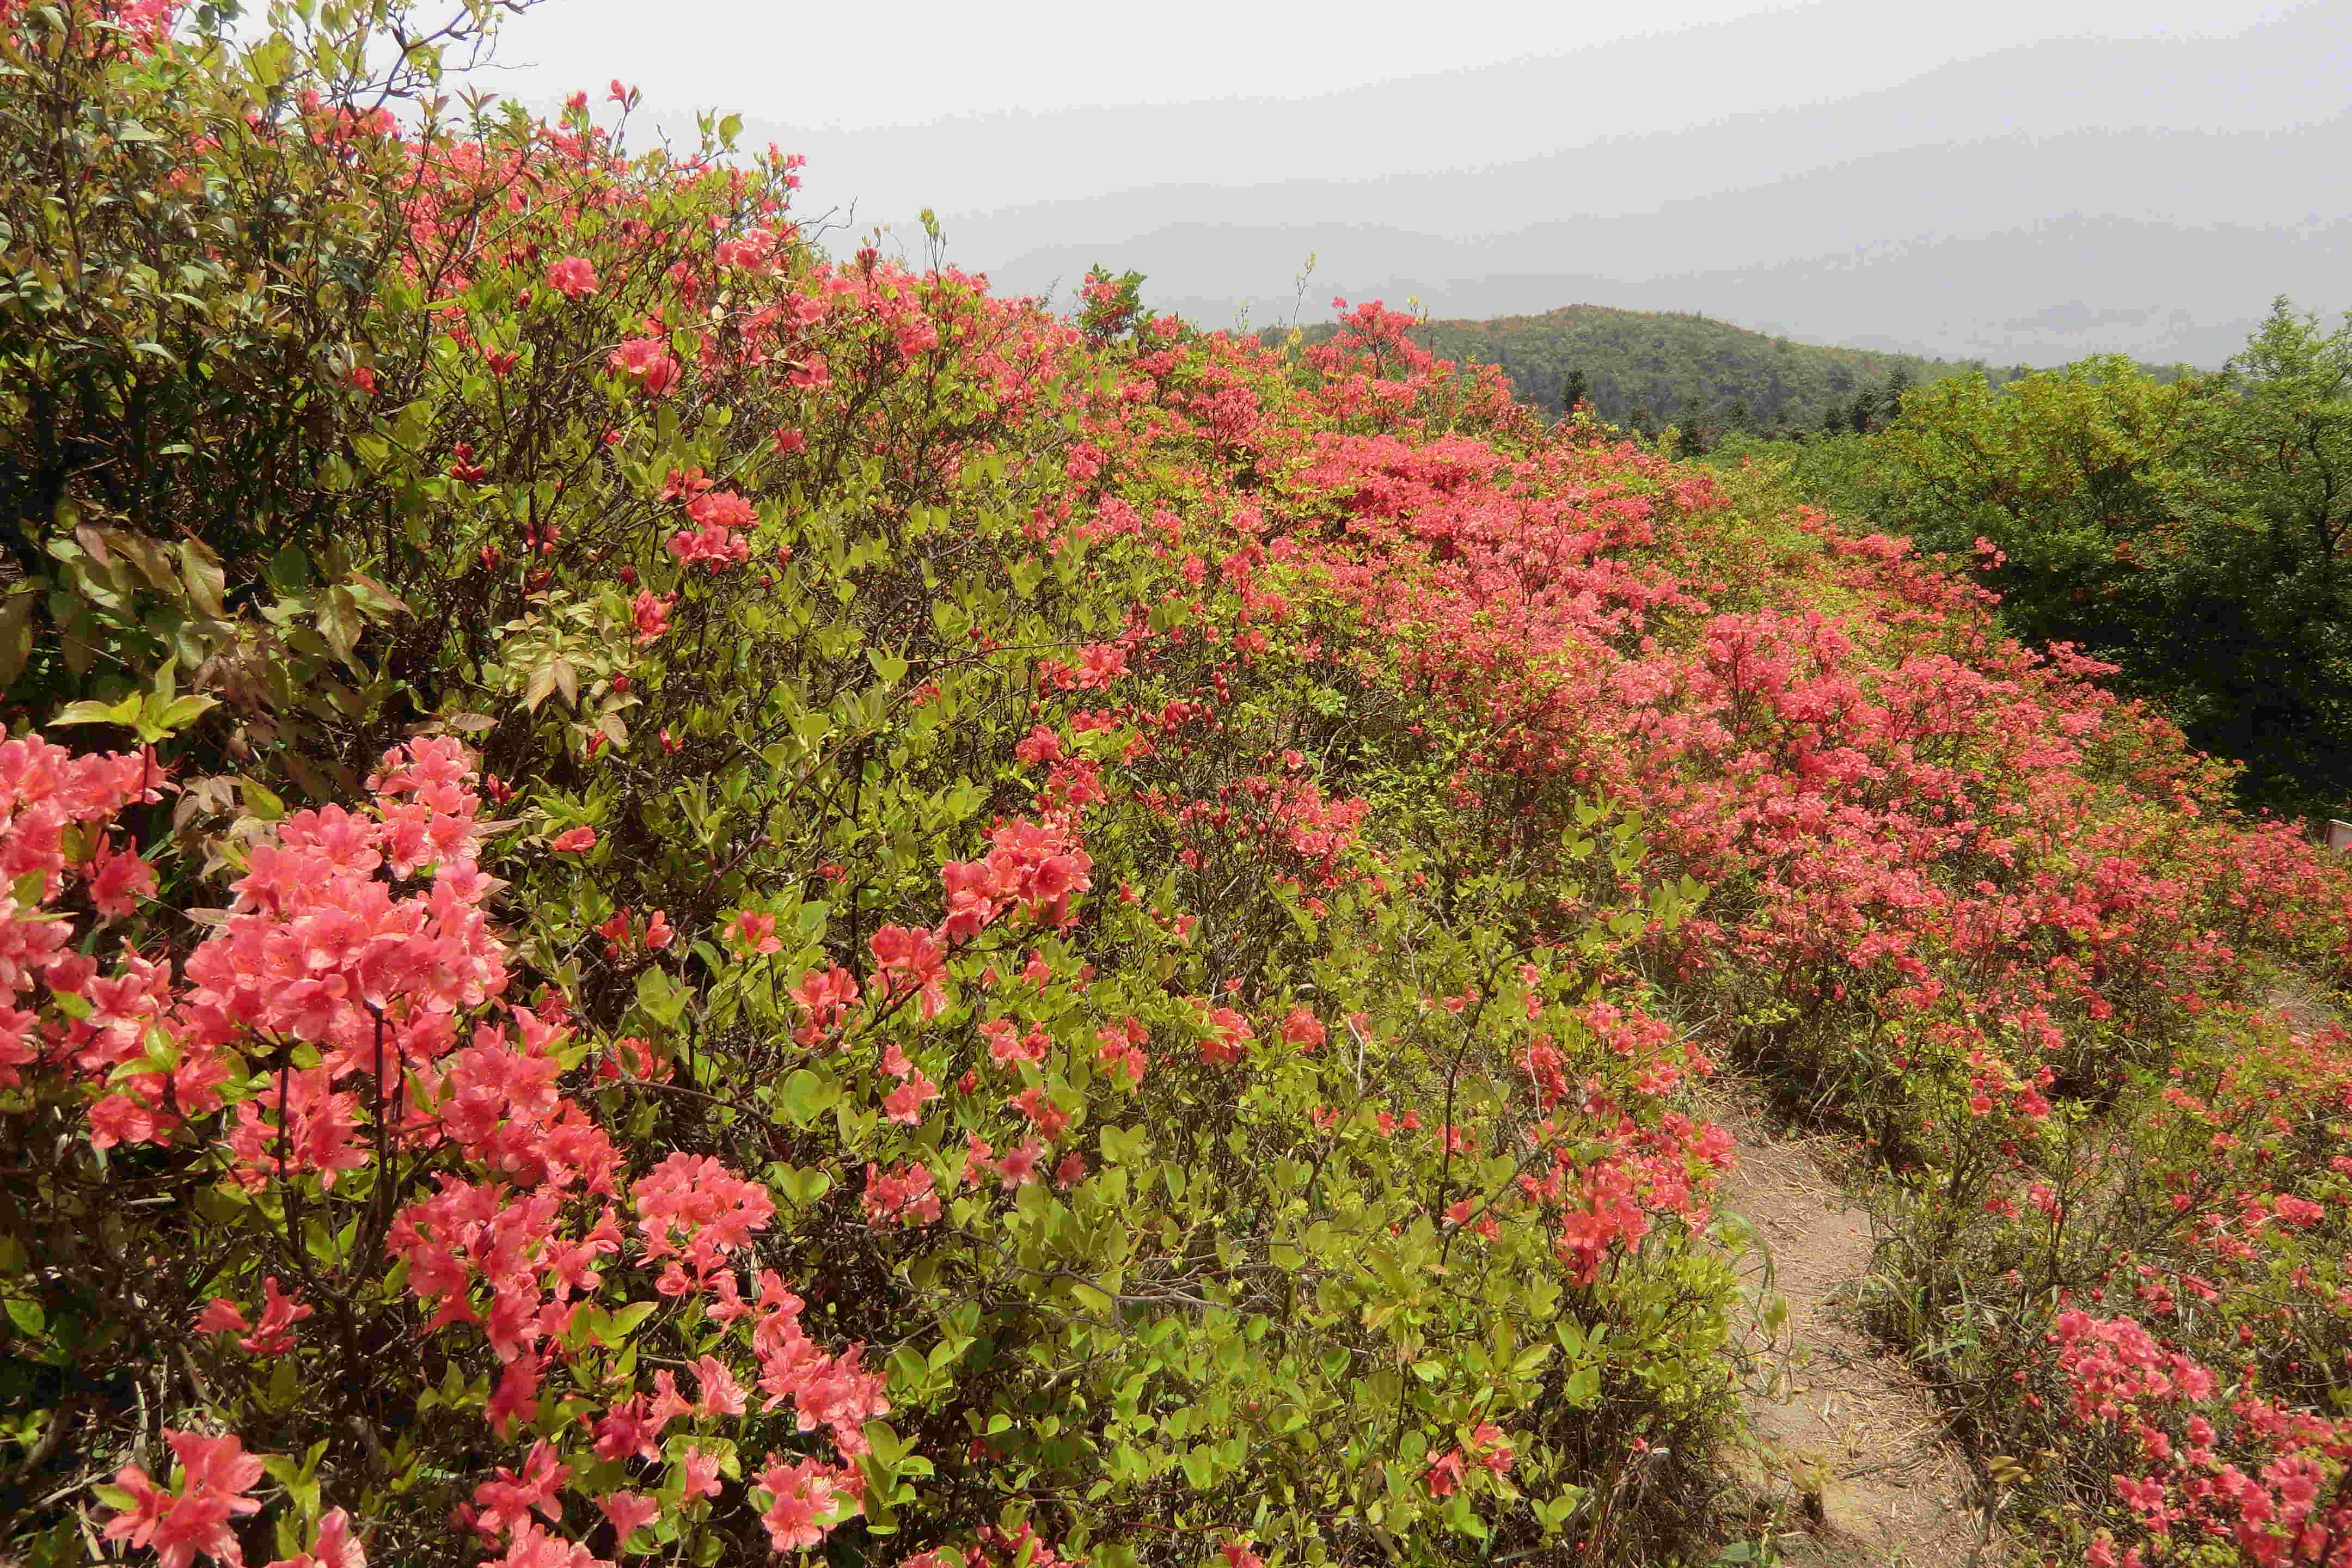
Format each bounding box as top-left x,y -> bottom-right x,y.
1419,305 -> 1975,433
1281,303 -> 2186,438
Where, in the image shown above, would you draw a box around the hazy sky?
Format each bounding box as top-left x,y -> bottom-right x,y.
476,0 -> 2344,365
487,0 -> 2305,131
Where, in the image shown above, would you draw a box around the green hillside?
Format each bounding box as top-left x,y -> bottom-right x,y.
1282,304 -> 2189,442
1384,305 -> 1984,436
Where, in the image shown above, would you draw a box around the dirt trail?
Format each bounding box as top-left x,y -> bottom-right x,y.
1714,1104 -> 1992,1566
2268,976 -> 2338,1039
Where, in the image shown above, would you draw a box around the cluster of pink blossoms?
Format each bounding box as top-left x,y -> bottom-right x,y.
606,337 -> 679,396
0,734 -> 920,1568
1424,1422 -> 1517,1498
665,488 -> 757,573
632,1152 -> 776,1295
103,1429 -> 367,1568
2051,1310 -> 2218,1424
730,1270 -> 895,1444
3,734 -> 509,1163
939,816 -> 1094,941
2044,1311 -> 2352,1565
0,737 -> 164,1091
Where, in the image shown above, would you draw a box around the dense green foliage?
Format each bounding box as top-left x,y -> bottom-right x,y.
1712,302 -> 2352,816
1281,305 -> 2145,445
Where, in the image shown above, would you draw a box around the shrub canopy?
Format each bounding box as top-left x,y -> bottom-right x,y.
4,3 -> 2352,1568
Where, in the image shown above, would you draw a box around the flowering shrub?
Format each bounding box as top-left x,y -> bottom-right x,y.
0,8 -> 1748,1564
6,735 -> 890,1561
1859,1009 -> 2352,1564
3,1 -> 2351,1565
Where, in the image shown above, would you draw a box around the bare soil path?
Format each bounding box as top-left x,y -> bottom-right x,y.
1714,1100 -> 1993,1566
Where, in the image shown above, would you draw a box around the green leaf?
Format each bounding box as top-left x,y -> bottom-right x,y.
773,1166 -> 832,1206
604,1300 -> 658,1339
238,776 -> 286,822
773,1069 -> 839,1126
179,539 -> 226,619
635,967 -> 686,1027
152,694 -> 219,732
266,546 -> 310,594
53,695 -> 142,727
317,585 -> 363,666
0,591 -> 34,691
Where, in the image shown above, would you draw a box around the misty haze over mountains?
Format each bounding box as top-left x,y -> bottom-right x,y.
701,1 -> 2349,367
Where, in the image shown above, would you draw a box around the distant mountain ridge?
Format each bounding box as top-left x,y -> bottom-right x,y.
696,3 -> 2350,367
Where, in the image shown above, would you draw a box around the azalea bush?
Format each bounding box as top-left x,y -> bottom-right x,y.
0,2 -> 1751,1564
6,0 -> 2352,1565
0,714 -> 1738,1566
1854,1007 -> 2352,1566
1220,318 -> 2352,1564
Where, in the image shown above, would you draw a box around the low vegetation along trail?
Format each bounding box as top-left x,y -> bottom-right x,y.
1718,1100 -> 1991,1566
